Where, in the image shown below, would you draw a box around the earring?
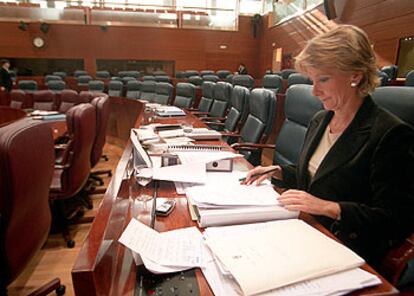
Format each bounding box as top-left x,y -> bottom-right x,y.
351,82 -> 358,88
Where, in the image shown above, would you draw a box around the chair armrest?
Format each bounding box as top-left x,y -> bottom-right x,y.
200,116 -> 226,121
231,143 -> 276,151
221,132 -> 241,138
381,233 -> 414,285
205,121 -> 225,127
190,111 -> 210,116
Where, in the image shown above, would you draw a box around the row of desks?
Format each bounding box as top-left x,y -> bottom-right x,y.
71,99 -> 398,296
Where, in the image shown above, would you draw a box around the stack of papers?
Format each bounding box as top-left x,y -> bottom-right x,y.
119,219 -> 205,273
186,182 -> 298,227
185,128 -> 222,140
202,220 -> 381,296
155,106 -> 186,117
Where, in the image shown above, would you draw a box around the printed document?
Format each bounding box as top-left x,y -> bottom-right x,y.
205,219 -> 365,296
119,219 -> 203,268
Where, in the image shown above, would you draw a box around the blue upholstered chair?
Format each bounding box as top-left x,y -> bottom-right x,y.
88,80 -> 105,93
154,82 -> 174,105
230,88 -> 277,166
126,80 -> 142,99
287,73 -> 313,88
140,81 -> 157,102
262,74 -> 283,94
371,86 -> 414,290
107,80 -> 124,97
405,70 -> 414,87
233,74 -> 254,90
173,82 -> 196,108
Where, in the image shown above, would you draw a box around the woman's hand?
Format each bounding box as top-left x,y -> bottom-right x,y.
278,189 -> 341,219
241,165 -> 282,185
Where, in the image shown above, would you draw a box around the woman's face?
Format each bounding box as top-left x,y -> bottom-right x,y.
306,67 -> 360,112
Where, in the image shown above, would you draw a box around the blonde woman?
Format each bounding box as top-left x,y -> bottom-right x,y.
243,25 -> 414,267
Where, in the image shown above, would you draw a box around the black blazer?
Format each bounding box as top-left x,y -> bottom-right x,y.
281,96 -> 414,266
0,67 -> 12,92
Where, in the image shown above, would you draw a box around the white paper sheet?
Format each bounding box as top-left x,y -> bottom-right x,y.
119,219 -> 204,268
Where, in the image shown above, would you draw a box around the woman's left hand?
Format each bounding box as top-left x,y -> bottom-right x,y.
278,189 -> 341,220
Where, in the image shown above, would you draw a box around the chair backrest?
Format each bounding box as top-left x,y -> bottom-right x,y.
9,90 -> 26,109
96,70 -> 110,79
209,81 -> 232,117
185,70 -> 199,78
280,68 -> 297,79
224,85 -> 249,132
173,82 -> 196,108
0,118 -> 54,287
126,80 -> 141,99
126,71 -> 140,78
188,75 -> 203,86
225,74 -> 234,84
262,74 -> 283,94
233,74 -> 254,89
405,70 -> 414,87
198,81 -> 215,112
108,80 -> 124,97
175,71 -> 186,79
90,96 -> 110,167
121,77 -> 137,85
154,82 -> 174,105
33,90 -> 56,111
239,88 -> 276,165
44,75 -> 62,83
55,104 -> 96,198
47,80 -> 66,93
140,81 -> 156,102
74,70 -> 88,77
59,89 -> 82,113
274,84 -> 323,166
154,75 -> 171,83
203,74 -> 220,83
372,86 -> 414,127
77,75 -> 92,85
79,91 -> 94,102
18,80 -> 38,92
287,73 -> 313,88
381,65 -> 398,80
200,70 -> 215,77
216,70 -> 232,79
142,75 -> 156,81
378,71 -> 390,86
53,71 -> 67,79
88,80 -> 105,92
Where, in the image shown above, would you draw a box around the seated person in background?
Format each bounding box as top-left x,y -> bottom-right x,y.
243,25 -> 414,268
0,59 -> 13,92
237,63 -> 248,75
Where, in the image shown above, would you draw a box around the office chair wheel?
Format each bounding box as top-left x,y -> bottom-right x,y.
56,284 -> 66,295
67,240 -> 75,248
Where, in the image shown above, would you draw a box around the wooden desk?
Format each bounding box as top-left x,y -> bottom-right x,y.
0,106 -> 26,126
72,103 -> 398,296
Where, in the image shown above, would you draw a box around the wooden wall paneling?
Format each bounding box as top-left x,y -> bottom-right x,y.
0,16 -> 260,77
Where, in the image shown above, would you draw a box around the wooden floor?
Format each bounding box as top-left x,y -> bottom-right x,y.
7,142 -> 124,296
7,141 -> 272,296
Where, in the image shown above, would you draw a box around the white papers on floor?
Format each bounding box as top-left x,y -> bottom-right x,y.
119,219 -> 204,272
203,220 -> 367,296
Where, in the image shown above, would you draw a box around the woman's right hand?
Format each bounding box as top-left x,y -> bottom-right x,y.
241,165 -> 282,185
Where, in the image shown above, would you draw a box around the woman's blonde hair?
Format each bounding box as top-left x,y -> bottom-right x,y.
295,25 -> 379,97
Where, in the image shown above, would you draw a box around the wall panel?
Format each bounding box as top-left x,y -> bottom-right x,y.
0,16 -> 260,77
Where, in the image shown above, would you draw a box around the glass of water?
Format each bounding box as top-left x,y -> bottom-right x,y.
134,164 -> 154,204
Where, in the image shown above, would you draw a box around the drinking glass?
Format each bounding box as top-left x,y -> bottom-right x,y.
134,164 -> 154,205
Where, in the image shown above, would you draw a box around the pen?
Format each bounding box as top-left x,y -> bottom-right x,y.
239,167 -> 279,182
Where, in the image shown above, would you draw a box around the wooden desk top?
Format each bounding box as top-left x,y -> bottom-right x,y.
71,104 -> 398,296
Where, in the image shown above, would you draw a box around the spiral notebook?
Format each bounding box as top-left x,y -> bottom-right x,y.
167,144 -> 225,152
